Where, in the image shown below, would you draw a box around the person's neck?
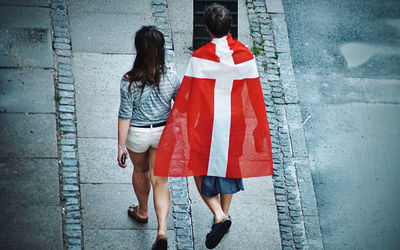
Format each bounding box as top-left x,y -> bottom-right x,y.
210,33 -> 229,40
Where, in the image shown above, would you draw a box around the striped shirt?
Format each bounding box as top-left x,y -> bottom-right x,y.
118,66 -> 181,126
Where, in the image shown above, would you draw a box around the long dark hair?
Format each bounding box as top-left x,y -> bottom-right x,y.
125,26 -> 165,92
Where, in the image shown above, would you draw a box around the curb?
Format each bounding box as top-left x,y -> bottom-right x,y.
150,1 -> 195,249
249,0 -> 324,249
50,0 -> 84,249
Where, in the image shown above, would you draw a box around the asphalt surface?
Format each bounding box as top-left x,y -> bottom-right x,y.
282,0 -> 400,249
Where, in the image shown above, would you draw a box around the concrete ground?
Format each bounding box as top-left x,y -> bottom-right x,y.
69,1 -> 177,249
0,0 -> 300,249
168,0 -> 281,249
0,1 -> 63,249
282,0 -> 400,249
71,0 -> 281,249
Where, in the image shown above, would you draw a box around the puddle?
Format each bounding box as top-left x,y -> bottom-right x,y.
386,18 -> 400,32
340,42 -> 400,68
340,18 -> 400,68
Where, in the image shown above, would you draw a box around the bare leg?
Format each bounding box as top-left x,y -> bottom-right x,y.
128,150 -> 150,219
220,194 -> 233,216
148,147 -> 170,238
194,176 -> 228,223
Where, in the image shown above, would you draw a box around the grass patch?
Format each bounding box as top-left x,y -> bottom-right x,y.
252,45 -> 262,56
263,62 -> 268,72
55,94 -> 62,103
274,51 -> 279,59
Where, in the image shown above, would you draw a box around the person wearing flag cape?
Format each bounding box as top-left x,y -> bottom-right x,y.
154,3 -> 273,249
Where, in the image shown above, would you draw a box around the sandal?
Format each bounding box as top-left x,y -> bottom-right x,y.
205,218 -> 231,249
127,204 -> 148,223
152,237 -> 168,250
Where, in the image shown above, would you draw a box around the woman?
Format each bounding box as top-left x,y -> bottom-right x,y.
117,26 -> 180,250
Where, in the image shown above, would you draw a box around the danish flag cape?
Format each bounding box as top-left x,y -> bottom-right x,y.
154,34 -> 273,178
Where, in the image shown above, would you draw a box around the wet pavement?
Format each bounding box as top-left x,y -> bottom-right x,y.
1,0 -> 283,249
283,0 -> 400,248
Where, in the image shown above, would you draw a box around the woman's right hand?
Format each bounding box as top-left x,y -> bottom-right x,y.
117,145 -> 128,168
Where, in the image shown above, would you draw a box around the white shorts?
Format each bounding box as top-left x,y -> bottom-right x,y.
125,126 -> 165,153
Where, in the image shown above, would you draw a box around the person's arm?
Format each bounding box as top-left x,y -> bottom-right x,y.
117,78 -> 133,168
117,119 -> 130,168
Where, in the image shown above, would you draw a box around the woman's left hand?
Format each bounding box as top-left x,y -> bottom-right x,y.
117,145 -> 128,168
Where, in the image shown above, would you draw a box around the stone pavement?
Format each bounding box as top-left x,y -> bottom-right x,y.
283,0 -> 400,249
0,0 -> 323,249
0,0 -> 62,249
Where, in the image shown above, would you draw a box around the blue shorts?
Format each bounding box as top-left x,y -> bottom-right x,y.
201,176 -> 244,198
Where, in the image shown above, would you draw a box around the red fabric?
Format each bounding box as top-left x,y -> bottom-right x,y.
154,36 -> 273,178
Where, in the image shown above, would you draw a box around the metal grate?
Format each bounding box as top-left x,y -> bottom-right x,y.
193,0 -> 238,51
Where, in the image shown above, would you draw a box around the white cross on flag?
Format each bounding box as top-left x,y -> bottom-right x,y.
154,34 -> 273,178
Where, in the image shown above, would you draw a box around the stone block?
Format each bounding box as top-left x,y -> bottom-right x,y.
69,10 -> 151,53
84,229 -> 176,250
78,138 -> 131,184
0,158 -> 59,206
0,6 -> 53,67
0,114 -> 57,158
80,184 -> 174,230
0,205 -> 62,249
73,52 -> 133,96
0,69 -> 55,113
0,0 -> 49,6
76,94 -> 118,138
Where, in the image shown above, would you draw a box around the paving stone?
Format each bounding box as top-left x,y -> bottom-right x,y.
0,158 -> 59,206
78,138 -> 131,184
68,245 -> 82,250
63,167 -> 78,173
65,223 -> 82,231
66,198 -> 79,205
69,11 -> 151,53
0,114 -> 57,158
61,145 -> 75,152
66,211 -> 81,219
84,229 -> 176,249
265,0 -> 285,13
59,63 -> 73,70
55,49 -> 71,56
58,69 -> 73,77
61,125 -> 76,133
59,90 -> 75,98
58,105 -> 75,113
64,185 -> 79,192
60,119 -> 75,127
58,83 -> 74,91
54,42 -> 71,50
54,38 -> 71,45
62,159 -> 78,167
0,69 -> 55,113
0,205 -> 62,249
80,184 -> 174,230
271,14 -> 291,53
0,7 -> 53,67
62,151 -> 76,159
63,178 -> 78,185
175,219 -> 191,229
67,238 -> 81,246
57,56 -> 72,64
65,230 -> 82,238
61,138 -> 76,145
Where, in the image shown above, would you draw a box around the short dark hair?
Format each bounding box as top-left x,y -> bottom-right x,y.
204,3 -> 232,38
